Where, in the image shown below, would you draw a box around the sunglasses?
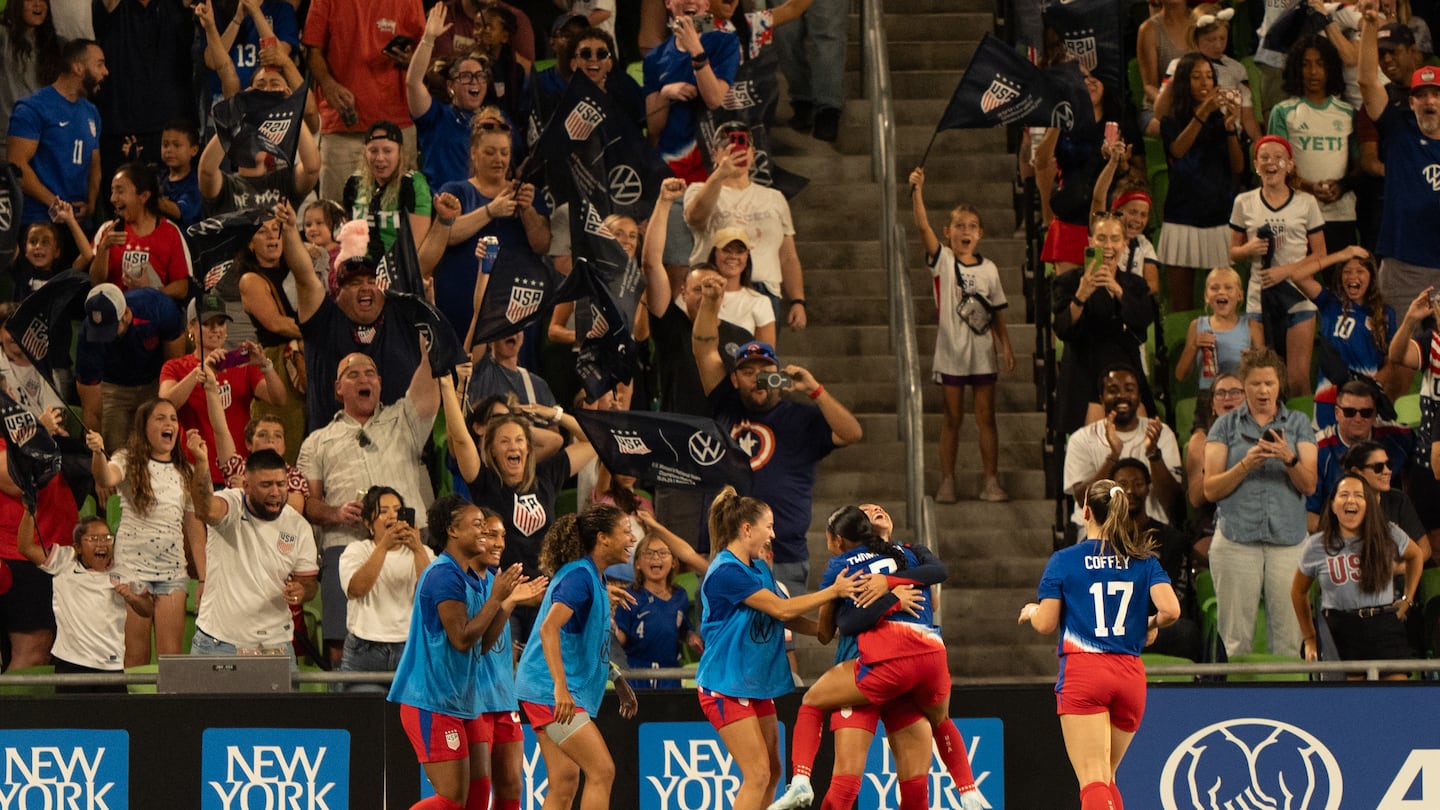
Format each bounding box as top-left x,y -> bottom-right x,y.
1357,461 -> 1389,474
452,71 -> 487,83
357,431 -> 373,449
474,119 -> 511,132
1338,406 -> 1376,419
576,47 -> 610,60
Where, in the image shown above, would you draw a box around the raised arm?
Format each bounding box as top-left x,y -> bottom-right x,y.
644,179 -> 685,316
276,201 -> 326,321
408,5 -> 448,124
441,374 -> 481,482
1389,288 -> 1430,369
1359,0 -> 1387,122
690,277 -> 726,394
406,335 -> 439,422
908,167 -> 940,259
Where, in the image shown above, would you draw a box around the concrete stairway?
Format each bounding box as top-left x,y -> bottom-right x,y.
772,0 -> 1057,680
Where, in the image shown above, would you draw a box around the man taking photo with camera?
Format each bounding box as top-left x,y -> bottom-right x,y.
692,277 -> 862,595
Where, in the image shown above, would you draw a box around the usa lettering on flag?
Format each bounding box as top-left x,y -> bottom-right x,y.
980,76 -> 1022,113
506,284 -> 545,323
565,100 -> 606,141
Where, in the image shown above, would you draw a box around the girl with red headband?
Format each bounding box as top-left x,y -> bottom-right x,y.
1229,134 -> 1327,398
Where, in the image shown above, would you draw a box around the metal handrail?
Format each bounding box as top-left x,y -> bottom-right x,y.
860,0 -> 931,551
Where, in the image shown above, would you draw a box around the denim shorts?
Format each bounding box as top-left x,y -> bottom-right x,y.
133,577 -> 189,597
339,634 -> 406,692
191,626 -> 296,670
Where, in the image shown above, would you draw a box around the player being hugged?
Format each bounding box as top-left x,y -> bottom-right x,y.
695,487 -> 861,810
772,506 -> 979,810
514,506 -> 640,810
1019,480 -> 1181,810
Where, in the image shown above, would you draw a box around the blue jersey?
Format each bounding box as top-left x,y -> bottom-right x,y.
162,171 -> 202,228
76,288 -> 185,386
474,566 -> 516,713
614,585 -> 693,689
206,0 -> 300,98
1375,106 -> 1440,267
8,87 -> 101,224
515,557 -> 611,713
1038,539 -> 1170,657
388,553 -> 488,718
820,545 -> 931,664
642,30 -> 741,159
695,550 -> 792,699
1312,289 -> 1397,429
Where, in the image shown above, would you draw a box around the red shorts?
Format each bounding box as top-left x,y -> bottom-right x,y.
487,709 -> 524,745
1056,653 -> 1146,732
828,697 -> 926,734
519,700 -> 591,730
399,704 -> 486,763
1041,217 -> 1089,266
854,650 -> 950,711
698,688 -> 777,729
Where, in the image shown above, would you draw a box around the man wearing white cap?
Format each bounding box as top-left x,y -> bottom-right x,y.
75,283 -> 185,450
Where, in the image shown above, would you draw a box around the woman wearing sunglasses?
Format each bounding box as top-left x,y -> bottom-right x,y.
429,109 -> 552,342
408,4 -> 505,190
566,28 -> 643,129
1338,440 -> 1430,561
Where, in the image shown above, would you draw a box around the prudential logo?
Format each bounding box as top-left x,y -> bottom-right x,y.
201,728 -> 349,810
1158,718 -> 1342,810
0,729 -> 128,810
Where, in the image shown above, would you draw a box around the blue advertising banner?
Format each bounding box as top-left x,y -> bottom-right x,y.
637,720 -> 787,810
858,718 -> 1004,810
201,728 -> 349,810
1119,687 -> 1440,809
0,729 -> 129,810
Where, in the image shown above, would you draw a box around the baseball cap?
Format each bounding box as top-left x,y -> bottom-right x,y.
1378,22 -> 1417,50
732,340 -> 778,368
83,284 -> 126,343
711,226 -> 753,252
1412,66 -> 1440,90
189,291 -> 232,324
365,120 -> 404,145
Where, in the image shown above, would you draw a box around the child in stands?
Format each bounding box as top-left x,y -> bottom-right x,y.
1091,140 -> 1159,294
908,166 -> 1015,504
1175,267 -> 1263,394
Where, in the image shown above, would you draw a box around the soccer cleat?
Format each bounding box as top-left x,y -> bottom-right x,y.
767,777 -> 815,810
959,785 -> 988,810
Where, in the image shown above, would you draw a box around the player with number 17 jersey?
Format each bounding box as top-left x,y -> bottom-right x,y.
1038,538 -> 1170,658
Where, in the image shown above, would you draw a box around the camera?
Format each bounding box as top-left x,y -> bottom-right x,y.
668,12 -> 716,33
756,370 -> 793,391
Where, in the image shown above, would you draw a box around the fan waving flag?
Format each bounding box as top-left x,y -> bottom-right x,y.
573,409 -> 752,490
383,291 -> 466,379
8,269 -> 89,379
470,242 -> 585,346
522,72 -> 664,221
1042,0 -> 1123,101
0,387 -> 61,511
937,33 -> 1089,132
373,217 -> 425,295
211,84 -> 308,173
571,194 -> 643,400
187,207 -> 272,291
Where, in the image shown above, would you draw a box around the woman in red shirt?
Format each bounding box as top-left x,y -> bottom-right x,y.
90,161 -> 192,302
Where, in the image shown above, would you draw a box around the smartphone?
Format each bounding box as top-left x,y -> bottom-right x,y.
383,35 -> 416,56
727,129 -> 750,151
396,506 -> 416,526
1103,121 -> 1119,147
1083,246 -> 1103,275
216,347 -> 249,371
1262,428 -> 1283,444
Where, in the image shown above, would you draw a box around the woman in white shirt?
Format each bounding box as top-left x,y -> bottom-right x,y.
337,486 -> 435,690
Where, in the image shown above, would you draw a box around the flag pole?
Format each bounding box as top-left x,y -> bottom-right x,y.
916,130 -> 940,171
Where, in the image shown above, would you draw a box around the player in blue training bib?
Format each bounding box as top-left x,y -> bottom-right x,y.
1020,480 -> 1180,810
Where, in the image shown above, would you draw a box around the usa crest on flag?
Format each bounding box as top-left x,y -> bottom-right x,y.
981,75 -> 1022,113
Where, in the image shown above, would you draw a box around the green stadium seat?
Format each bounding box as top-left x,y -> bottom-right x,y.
1141,653 -> 1196,682
0,665 -> 56,696
1174,397 -> 1197,443
1395,393 -> 1422,428
1226,653 -> 1308,682
1285,395 -> 1314,419
126,663 -> 159,695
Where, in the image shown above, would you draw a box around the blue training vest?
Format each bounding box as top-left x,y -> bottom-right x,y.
475,567 -> 517,713
696,550 -> 792,699
515,557 -> 611,713
388,553 -> 487,718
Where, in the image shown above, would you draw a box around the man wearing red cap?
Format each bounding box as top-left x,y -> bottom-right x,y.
1359,2 -> 1440,309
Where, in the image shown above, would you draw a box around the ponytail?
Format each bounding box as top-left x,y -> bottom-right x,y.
708,485 -> 770,547
826,505 -> 905,568
1084,479 -> 1156,560
539,504 -> 626,575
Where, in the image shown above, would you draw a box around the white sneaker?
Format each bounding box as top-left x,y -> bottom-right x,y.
959,787 -> 988,810
935,477 -> 958,504
767,777 -> 815,810
978,477 -> 1010,502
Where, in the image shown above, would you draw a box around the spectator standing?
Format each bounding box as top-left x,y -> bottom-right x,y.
89,162 -> 193,301
298,350 -> 439,666
201,0 -> 299,106
210,411 -> 307,516
159,293 -> 286,485
16,512 -> 147,691
1203,348 -> 1318,658
773,0 -> 841,140
1112,459 -> 1202,661
685,124 -> 806,333
613,532 -> 701,688
1354,22 -> 1424,251
433,0 -> 537,65
237,214 -> 309,460
1384,287 -> 1440,563
342,122 -> 434,260
303,0 -> 425,200
693,292 -> 863,594
75,284 -> 186,450
0,0 -> 62,165
408,6 -> 497,191
337,487 -> 433,687
91,0 -> 194,193
644,0 -> 739,181
1064,365 -> 1183,529
87,407 -> 210,667
468,332 -> 558,407
1306,379 -> 1412,530
191,448 -> 320,659
0,302 -> 75,413
6,38 -> 106,225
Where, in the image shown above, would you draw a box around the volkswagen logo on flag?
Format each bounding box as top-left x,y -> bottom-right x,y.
607,165 -> 643,207
687,431 -> 725,466
981,75 -> 1022,113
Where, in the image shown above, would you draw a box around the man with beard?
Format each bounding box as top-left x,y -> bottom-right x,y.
6,39 -> 108,225
1062,365 -> 1182,531
1359,2 -> 1440,308
284,194 -> 459,429
1306,379 -> 1413,531
692,278 -> 862,595
297,350 -> 440,665
189,448 -> 319,660
1355,22 -> 1427,249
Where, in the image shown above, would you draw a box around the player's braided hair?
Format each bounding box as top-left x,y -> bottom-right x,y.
826,505 -> 906,568
1084,479 -> 1156,561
